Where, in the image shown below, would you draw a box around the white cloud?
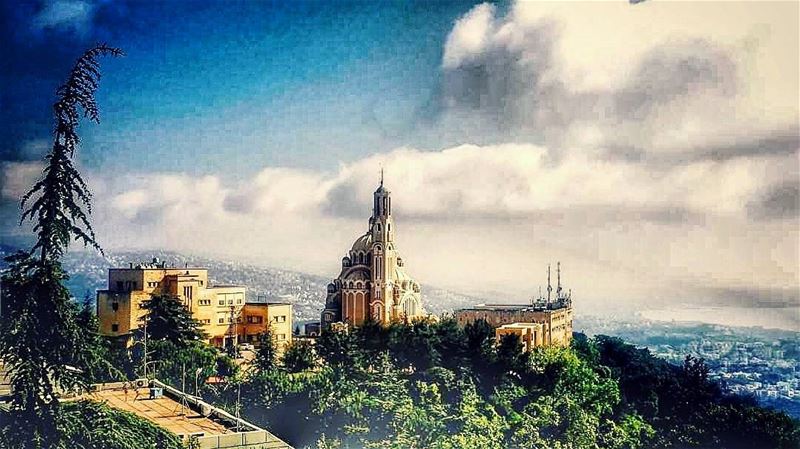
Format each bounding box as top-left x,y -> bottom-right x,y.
432,1 -> 798,158
31,0 -> 97,35
1,161 -> 44,201
85,143 -> 798,314
442,3 -> 497,69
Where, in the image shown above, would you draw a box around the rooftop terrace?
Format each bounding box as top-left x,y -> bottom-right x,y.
77,380 -> 293,449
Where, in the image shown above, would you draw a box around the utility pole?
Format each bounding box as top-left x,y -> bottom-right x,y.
180,363 -> 187,416
235,382 -> 241,433
143,312 -> 148,380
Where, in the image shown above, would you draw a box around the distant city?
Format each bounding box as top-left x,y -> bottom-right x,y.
1,245 -> 796,418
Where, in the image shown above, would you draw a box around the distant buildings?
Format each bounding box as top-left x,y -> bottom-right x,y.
96,259 -> 292,352
322,177 -> 424,327
456,263 -> 574,349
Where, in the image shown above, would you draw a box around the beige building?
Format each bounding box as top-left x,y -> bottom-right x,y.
240,302 -> 293,352
496,323 -> 545,352
455,264 -> 574,348
322,177 -> 424,327
97,259 -> 292,352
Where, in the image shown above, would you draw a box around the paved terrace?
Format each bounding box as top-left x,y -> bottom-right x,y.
86,387 -> 228,437
73,381 -> 293,449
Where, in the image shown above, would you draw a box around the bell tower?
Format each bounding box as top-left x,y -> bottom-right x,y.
370,170 -> 395,321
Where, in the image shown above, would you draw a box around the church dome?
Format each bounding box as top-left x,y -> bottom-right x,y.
351,233 -> 373,252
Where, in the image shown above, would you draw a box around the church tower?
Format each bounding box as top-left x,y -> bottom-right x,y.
321,174 -> 423,327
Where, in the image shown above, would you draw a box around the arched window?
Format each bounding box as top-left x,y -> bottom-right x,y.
404,297 -> 417,317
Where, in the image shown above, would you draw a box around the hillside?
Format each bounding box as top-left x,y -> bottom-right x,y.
0,247 -> 485,323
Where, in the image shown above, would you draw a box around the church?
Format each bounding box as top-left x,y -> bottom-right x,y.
321,177 -> 423,327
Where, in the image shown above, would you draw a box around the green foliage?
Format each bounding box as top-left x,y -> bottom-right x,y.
0,44 -> 122,424
283,339 -> 316,373
74,294 -> 121,383
0,255 -> 93,416
143,339 -> 235,391
254,328 -> 279,373
224,323 -> 798,449
138,294 -> 206,348
0,400 -> 183,449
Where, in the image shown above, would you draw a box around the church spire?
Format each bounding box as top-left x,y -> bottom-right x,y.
373,167 -> 391,219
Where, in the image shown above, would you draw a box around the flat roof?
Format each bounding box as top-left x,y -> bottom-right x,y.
110,267 -> 209,271
82,387 -> 229,437
499,322 -> 544,328
459,303 -> 569,312
245,301 -> 292,306
210,284 -> 246,289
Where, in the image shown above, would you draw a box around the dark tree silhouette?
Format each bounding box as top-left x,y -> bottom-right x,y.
0,44 -> 122,446
138,294 -> 206,347
21,44 -> 123,263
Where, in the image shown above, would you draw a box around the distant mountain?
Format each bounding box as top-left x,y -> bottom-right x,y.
0,247 -> 486,323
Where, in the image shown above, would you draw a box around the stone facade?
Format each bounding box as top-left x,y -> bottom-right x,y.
456,304 -> 573,348
322,179 -> 423,327
496,322 -> 545,352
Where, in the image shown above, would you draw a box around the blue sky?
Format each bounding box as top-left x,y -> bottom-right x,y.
1,1 -> 797,328
1,0 -> 491,174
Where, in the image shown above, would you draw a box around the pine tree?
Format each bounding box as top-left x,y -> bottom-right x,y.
0,44 -> 123,445
282,339 -> 316,373
138,294 -> 206,348
74,293 -> 119,382
253,327 -> 278,373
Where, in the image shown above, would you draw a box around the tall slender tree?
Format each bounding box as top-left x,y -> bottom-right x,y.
0,44 -> 122,443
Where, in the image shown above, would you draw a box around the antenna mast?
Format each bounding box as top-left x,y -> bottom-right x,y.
546,264 -> 552,304
557,261 -> 562,298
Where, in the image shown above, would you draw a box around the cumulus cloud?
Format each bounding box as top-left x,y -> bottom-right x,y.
80,143 -> 797,318
95,144 -> 795,226
1,161 -> 44,201
430,1 -> 798,161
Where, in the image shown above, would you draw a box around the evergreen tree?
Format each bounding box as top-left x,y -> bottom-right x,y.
253,327 -> 278,373
282,339 -> 316,373
0,44 -> 122,446
74,293 -> 119,382
138,294 -> 205,347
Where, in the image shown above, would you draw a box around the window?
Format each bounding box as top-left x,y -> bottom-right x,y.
273,315 -> 287,323
183,286 -> 193,300
111,302 -> 119,311
198,299 -> 211,306
236,298 -> 242,304
218,299 -> 225,306
218,318 -> 225,324
228,299 -> 233,305
111,324 -> 119,332
200,280 -> 204,286
200,319 -> 211,325
277,334 -> 286,340
247,316 -> 263,324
